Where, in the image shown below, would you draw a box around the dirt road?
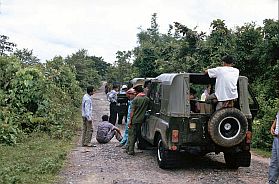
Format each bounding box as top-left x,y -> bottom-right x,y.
59,83 -> 270,184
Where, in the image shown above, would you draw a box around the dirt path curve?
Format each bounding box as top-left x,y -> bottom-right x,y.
59,83 -> 271,184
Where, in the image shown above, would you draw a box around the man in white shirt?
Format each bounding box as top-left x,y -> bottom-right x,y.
81,86 -> 95,147
205,55 -> 239,110
269,111 -> 279,184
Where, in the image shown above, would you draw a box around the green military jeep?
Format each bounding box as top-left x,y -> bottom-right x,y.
141,73 -> 259,169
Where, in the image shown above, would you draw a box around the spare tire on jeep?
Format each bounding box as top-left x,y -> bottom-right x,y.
208,108 -> 248,147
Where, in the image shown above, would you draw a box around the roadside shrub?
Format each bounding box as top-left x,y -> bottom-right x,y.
252,95 -> 279,150
0,57 -> 22,144
0,109 -> 21,145
0,55 -> 82,145
45,56 -> 82,108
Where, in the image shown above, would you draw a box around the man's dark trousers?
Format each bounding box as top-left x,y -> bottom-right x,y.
109,102 -> 117,125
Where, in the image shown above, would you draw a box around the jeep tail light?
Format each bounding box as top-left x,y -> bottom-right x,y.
246,131 -> 252,144
172,130 -> 179,143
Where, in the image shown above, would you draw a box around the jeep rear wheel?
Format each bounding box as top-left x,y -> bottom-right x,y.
224,152 -> 239,169
224,151 -> 251,169
208,108 -> 248,147
157,136 -> 178,169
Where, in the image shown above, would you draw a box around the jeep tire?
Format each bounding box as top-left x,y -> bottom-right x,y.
208,108 -> 248,147
224,151 -> 251,169
157,135 -> 178,169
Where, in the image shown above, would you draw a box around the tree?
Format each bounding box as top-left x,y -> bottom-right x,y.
0,35 -> 16,56
65,49 -> 101,90
205,19 -> 234,67
13,48 -> 41,67
88,56 -> 110,80
232,23 -> 263,82
133,13 -> 161,77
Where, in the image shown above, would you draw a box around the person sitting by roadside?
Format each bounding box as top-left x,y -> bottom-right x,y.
96,115 -> 123,144
204,55 -> 239,110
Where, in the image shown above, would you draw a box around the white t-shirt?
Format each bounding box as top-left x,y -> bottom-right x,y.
208,66 -> 239,101
274,112 -> 279,135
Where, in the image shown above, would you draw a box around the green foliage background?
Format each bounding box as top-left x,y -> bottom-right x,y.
0,46 -> 108,145
107,14 -> 279,150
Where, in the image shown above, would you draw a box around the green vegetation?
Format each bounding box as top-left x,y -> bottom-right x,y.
0,35 -> 109,182
252,148 -> 272,158
0,131 -> 76,184
107,13 -> 279,150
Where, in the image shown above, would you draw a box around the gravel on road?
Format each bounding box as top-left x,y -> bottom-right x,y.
59,83 -> 270,184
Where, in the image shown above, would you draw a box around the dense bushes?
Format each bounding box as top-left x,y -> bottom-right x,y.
0,55 -> 83,145
251,81 -> 279,150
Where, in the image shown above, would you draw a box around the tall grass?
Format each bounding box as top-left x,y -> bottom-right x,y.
0,112 -> 81,184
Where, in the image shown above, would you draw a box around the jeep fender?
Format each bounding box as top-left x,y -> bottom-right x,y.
153,119 -> 169,147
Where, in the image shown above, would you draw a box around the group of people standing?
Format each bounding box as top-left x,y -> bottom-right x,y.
81,82 -> 150,156
81,55 -> 279,183
107,83 -> 150,155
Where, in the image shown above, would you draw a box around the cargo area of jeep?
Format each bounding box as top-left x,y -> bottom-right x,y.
141,73 -> 259,169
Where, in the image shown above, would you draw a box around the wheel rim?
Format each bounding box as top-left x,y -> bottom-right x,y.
218,117 -> 241,140
157,139 -> 163,162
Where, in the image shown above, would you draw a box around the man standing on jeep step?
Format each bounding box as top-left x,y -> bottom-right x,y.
126,84 -> 150,155
204,55 -> 239,110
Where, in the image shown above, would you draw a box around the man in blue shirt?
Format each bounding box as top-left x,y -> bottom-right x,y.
81,86 -> 95,147
116,88 -> 136,148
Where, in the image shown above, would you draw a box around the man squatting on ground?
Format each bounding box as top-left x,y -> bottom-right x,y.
81,86 -> 95,147
96,115 -> 123,144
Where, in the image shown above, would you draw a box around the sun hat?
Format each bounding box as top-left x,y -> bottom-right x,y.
126,88 -> 136,94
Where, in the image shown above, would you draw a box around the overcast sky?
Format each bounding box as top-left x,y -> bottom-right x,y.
0,0 -> 278,63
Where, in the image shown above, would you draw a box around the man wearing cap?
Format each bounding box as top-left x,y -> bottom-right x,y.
116,88 -> 136,148
204,55 -> 239,110
127,84 -> 150,155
